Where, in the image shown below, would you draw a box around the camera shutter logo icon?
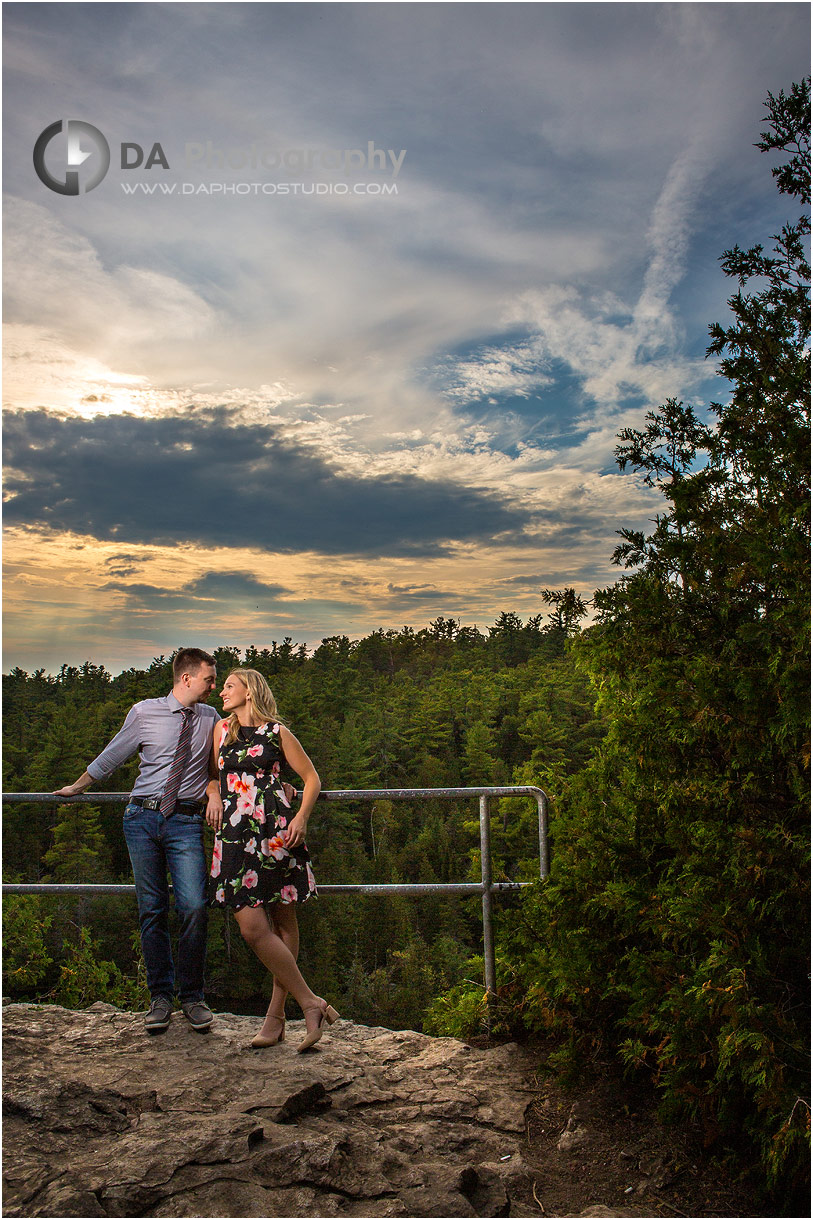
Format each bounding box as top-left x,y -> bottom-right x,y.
33,120 -> 111,195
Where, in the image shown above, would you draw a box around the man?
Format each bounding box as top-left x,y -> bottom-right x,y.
55,647 -> 221,1034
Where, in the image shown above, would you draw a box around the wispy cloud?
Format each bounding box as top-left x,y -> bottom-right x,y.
502,141 -> 715,419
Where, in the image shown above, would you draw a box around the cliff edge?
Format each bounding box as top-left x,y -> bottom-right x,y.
3,1003 -> 541,1218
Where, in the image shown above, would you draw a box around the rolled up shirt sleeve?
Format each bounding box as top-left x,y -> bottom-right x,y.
86,705 -> 142,781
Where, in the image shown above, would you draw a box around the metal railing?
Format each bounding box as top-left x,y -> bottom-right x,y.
2,786 -> 548,1009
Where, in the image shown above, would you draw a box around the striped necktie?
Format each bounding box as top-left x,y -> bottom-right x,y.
160,707 -> 194,817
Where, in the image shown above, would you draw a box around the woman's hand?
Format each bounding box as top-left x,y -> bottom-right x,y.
284,811 -> 309,849
206,792 -> 223,831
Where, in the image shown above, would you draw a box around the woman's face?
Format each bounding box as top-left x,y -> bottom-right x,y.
220,675 -> 249,713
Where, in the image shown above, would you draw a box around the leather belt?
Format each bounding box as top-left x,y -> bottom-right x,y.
130,795 -> 204,815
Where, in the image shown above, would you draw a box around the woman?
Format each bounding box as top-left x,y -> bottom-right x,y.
206,668 -> 338,1051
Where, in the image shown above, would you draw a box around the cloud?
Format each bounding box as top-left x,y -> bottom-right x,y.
494,136 -> 719,424
104,551 -> 155,578
385,584 -> 459,601
182,571 -> 289,602
2,202 -> 220,369
438,341 -> 553,403
101,571 -> 290,611
3,408 -> 532,556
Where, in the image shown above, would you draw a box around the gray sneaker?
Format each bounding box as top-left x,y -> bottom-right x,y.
145,996 -> 173,1034
181,999 -> 214,1032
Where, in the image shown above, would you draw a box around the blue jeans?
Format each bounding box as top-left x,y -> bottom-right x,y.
123,802 -> 208,1003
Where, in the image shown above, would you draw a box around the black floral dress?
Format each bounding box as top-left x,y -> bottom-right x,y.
208,720 -> 317,909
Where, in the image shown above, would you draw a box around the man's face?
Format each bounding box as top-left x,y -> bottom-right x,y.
184,664 -> 218,703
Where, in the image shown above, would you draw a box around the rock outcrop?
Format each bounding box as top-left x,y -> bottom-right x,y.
2,1003 -> 541,1218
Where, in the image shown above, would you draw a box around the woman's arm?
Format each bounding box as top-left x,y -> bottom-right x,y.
205,720 -> 225,829
278,725 -> 321,849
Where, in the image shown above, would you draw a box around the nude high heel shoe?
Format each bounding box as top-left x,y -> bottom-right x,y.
251,1014 -> 285,1048
297,1000 -> 339,1052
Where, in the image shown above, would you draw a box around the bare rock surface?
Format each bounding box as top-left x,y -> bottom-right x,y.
2,1003 -> 540,1218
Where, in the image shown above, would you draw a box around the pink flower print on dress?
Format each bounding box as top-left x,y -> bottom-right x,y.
215,887 -> 225,904
271,761 -> 281,777
228,772 -> 253,797
280,884 -> 298,904
247,744 -> 263,758
267,834 -> 288,861
236,793 -> 256,819
276,814 -> 288,829
306,862 -> 316,891
243,870 -> 259,889
245,837 -> 257,855
253,801 -> 266,824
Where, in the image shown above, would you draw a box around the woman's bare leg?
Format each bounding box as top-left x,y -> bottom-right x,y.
258,904 -> 300,1040
235,905 -> 317,1017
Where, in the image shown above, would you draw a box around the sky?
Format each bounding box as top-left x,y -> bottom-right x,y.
3,1 -> 810,674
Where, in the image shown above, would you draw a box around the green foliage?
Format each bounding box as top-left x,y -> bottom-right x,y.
424,976 -> 489,1040
2,897 -> 54,994
424,953 -> 530,1041
487,80 -> 810,1198
44,804 -> 112,882
53,926 -> 149,1010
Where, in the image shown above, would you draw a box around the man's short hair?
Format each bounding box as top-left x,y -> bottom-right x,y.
173,648 -> 216,681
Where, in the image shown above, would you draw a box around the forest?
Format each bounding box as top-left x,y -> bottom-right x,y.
3,83 -> 809,1203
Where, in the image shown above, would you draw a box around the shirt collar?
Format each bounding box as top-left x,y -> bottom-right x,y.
166,691 -> 192,714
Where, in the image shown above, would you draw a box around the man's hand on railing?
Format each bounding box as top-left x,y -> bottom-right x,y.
53,771 -> 94,797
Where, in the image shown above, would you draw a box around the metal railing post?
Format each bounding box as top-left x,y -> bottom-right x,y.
537,789 -> 549,878
479,794 -> 496,1026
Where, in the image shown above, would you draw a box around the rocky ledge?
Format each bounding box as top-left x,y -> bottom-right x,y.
3,1003 -> 543,1218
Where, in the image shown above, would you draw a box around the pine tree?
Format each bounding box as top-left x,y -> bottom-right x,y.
504,80 -> 810,1198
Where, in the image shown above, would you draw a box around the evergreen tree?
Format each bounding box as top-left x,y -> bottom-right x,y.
501,80 -> 810,1197
43,804 -> 112,883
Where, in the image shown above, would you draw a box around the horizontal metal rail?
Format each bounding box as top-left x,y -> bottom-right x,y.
3,786 -> 549,1011
3,880 -> 525,896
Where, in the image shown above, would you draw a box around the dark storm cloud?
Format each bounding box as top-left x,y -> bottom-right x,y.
104,551 -> 154,577
385,584 -> 459,601
100,582 -> 194,611
101,571 -> 290,611
182,572 -> 289,601
3,410 -> 531,556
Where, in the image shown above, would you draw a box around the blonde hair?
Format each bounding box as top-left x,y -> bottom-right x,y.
223,668 -> 284,747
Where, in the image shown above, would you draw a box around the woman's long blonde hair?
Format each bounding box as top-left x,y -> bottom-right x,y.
222,668 -> 284,747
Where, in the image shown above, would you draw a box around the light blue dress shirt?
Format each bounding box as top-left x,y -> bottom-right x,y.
87,692 -> 220,801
